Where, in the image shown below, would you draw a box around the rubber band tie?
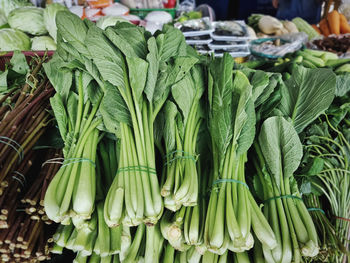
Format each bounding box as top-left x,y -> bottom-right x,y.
42,157 -> 64,167
0,136 -> 24,162
334,216 -> 350,222
61,158 -> 96,168
117,165 -> 157,175
307,208 -> 325,214
263,195 -> 302,203
212,179 -> 249,189
164,150 -> 198,166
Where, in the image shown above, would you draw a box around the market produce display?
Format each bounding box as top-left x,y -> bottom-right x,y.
313,10 -> 350,37
0,52 -> 61,262
311,35 -> 350,56
0,2 -> 349,263
248,14 -> 303,38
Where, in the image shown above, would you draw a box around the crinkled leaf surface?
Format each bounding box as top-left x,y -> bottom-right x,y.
105,23 -> 148,59
126,56 -> 148,107
50,93 -> 68,142
335,73 -> 350,97
86,25 -> 126,91
43,55 -> 72,102
279,66 -> 336,133
208,53 -> 234,159
100,82 -> 130,135
67,91 -> 78,130
56,11 -> 90,57
160,25 -> 187,61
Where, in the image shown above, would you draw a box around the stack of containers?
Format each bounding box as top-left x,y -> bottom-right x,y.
177,18 -> 251,57
180,17 -> 214,52
209,20 -> 251,57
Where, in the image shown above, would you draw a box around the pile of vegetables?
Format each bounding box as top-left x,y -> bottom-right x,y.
248,14 -> 299,38
0,7 -> 349,263
312,35 -> 350,56
37,9 -> 350,263
0,52 -> 63,262
248,14 -> 322,41
312,10 -> 350,37
0,2 -> 67,51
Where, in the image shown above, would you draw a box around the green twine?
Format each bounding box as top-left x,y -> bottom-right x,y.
164,150 -> 198,166
307,207 -> 325,214
61,158 -> 96,168
263,195 -> 302,203
0,136 -> 24,162
117,165 -> 157,175
212,179 -> 249,189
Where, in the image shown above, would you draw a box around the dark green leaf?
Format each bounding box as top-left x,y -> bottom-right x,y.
126,56 -> 148,106
100,82 -> 130,135
160,25 -> 187,61
10,51 -> 29,75
279,66 -> 336,133
86,26 -> 126,91
144,37 -> 160,102
236,98 -> 255,155
105,23 -> 148,59
0,70 -> 8,92
56,11 -> 90,57
208,53 -> 234,158
67,91 -> 78,130
50,93 -> 68,141
43,55 -> 73,102
163,101 -> 178,151
335,73 -> 350,97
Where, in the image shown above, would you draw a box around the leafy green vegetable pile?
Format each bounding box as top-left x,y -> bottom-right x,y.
37,10 -> 350,263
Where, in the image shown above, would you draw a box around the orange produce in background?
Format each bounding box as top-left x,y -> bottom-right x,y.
327,10 -> 340,34
339,13 -> 350,34
319,18 -> 331,36
311,24 -> 321,34
87,0 -> 113,9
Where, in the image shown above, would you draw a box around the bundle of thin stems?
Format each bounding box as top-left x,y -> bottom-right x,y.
0,212 -> 55,262
303,195 -> 345,262
303,113 -> 350,263
21,149 -> 62,223
0,149 -> 36,229
0,58 -> 54,183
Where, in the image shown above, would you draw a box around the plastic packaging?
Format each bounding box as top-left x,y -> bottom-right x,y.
87,0 -> 113,9
175,17 -> 214,37
185,35 -> 212,45
211,20 -> 251,41
208,41 -> 249,50
250,36 -> 304,58
69,6 -> 84,18
85,7 -> 101,18
339,3 -> 350,21
145,11 -> 173,24
102,3 -> 129,16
